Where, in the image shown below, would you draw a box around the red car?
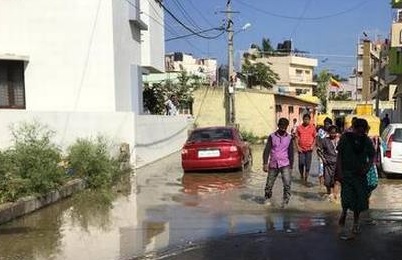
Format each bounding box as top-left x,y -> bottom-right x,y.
181,126 -> 252,172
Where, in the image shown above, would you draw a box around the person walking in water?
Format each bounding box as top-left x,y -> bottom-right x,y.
317,125 -> 339,201
295,113 -> 316,186
263,118 -> 294,208
336,118 -> 375,238
316,117 -> 333,188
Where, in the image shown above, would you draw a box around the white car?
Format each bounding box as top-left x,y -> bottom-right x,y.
379,123 -> 402,176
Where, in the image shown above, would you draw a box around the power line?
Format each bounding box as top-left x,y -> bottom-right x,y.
171,0 -> 202,30
156,0 -> 225,39
289,0 -> 313,39
166,27 -> 225,42
125,0 -> 208,55
188,0 -> 216,27
235,0 -> 372,20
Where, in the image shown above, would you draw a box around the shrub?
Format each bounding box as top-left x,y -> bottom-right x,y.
7,121 -> 65,196
0,151 -> 30,203
240,129 -> 261,144
67,136 -> 124,189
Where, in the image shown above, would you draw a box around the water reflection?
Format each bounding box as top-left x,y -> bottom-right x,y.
0,178 -> 132,260
264,213 -> 328,233
0,199 -> 68,260
181,172 -> 246,195
1,149 -> 402,260
69,191 -> 114,232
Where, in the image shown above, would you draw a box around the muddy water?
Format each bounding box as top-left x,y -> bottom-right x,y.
0,145 -> 401,260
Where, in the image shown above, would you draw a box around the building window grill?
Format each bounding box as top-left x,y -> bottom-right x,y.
0,60 -> 25,109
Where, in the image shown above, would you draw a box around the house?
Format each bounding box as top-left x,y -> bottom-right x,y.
165,52 -> 217,85
243,43 -> 318,96
0,0 -> 190,166
274,94 -> 318,125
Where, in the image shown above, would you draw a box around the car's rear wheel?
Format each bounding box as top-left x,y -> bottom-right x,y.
241,153 -> 253,173
377,158 -> 388,179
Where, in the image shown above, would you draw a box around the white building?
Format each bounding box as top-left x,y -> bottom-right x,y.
165,52 -> 217,84
0,0 -> 189,166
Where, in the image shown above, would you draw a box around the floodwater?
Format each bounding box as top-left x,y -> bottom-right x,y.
0,145 -> 402,260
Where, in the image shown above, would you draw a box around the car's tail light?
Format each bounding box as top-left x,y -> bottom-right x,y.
182,148 -> 188,156
229,145 -> 238,152
385,134 -> 394,158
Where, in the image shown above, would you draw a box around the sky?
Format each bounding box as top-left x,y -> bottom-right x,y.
162,0 -> 393,77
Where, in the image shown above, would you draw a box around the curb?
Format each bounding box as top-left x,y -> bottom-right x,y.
0,179 -> 85,225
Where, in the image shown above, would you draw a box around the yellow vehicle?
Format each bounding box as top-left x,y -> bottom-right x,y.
316,114 -> 332,127
344,104 -> 380,137
344,114 -> 380,137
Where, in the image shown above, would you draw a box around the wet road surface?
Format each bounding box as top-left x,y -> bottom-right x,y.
0,145 -> 402,260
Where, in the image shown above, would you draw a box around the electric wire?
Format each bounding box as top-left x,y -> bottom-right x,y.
235,0 -> 372,20
125,0 -> 210,55
157,0 -> 226,39
166,27 -> 225,42
171,0 -> 202,30
289,0 -> 313,39
188,0 -> 216,27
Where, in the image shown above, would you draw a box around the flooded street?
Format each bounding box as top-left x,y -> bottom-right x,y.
1,145 -> 402,260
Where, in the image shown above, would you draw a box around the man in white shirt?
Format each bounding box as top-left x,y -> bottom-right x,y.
165,94 -> 179,116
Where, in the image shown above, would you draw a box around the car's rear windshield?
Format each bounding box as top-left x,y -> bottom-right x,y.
189,128 -> 233,141
394,129 -> 402,143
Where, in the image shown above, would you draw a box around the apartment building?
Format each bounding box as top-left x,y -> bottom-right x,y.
243,46 -> 318,96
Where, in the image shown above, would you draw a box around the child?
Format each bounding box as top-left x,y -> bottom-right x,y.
263,118 -> 294,208
317,125 -> 339,201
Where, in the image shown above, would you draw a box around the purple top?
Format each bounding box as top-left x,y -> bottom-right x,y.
263,131 -> 293,169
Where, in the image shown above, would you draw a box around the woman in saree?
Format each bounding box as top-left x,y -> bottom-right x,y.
335,118 -> 375,235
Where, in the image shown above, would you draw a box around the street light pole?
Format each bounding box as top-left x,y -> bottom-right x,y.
222,2 -> 249,126
223,0 -> 235,126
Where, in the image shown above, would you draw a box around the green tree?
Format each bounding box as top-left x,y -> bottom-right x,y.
261,38 -> 274,56
242,59 -> 279,89
241,37 -> 279,88
313,70 -> 331,112
332,92 -> 351,101
177,70 -> 190,87
143,83 -> 166,114
143,70 -> 200,115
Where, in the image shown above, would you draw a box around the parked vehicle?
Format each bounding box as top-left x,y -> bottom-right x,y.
181,126 -> 252,172
379,123 -> 402,177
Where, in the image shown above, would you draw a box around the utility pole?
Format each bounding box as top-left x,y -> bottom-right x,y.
375,47 -> 383,117
362,39 -> 371,102
222,0 -> 237,126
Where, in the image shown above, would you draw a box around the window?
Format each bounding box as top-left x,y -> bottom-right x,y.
296,88 -> 303,95
275,104 -> 282,113
0,60 -> 25,109
346,91 -> 352,98
305,70 -> 310,74
299,107 -> 304,115
400,29 -> 402,43
288,106 -> 294,114
295,69 -> 303,75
